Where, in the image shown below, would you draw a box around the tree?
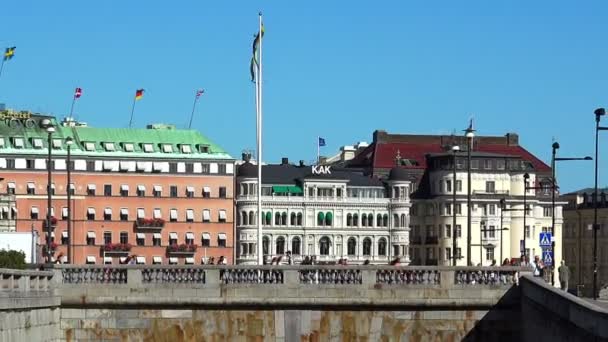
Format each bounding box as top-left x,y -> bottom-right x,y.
0,249 -> 26,269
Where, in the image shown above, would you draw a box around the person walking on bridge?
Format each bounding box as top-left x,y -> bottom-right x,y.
558,260 -> 570,292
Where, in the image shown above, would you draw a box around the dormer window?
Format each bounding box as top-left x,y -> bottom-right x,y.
0,138 -> 4,148
123,143 -> 134,152
52,139 -> 62,149
143,143 -> 153,153
162,144 -> 173,153
180,144 -> 192,153
104,142 -> 115,151
197,144 -> 209,153
32,138 -> 43,149
84,142 -> 95,151
13,137 -> 24,148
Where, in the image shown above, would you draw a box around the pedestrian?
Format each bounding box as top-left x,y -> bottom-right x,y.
502,258 -> 510,266
558,260 -> 570,291
530,256 -> 543,277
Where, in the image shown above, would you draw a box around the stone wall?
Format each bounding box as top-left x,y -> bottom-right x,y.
0,268 -> 60,342
60,308 -> 520,341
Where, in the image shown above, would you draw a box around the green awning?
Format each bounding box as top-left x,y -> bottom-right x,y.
317,212 -> 325,221
325,212 -> 333,220
272,185 -> 303,194
265,212 -> 272,221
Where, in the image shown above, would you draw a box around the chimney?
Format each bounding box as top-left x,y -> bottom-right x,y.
281,157 -> 289,165
506,133 -> 519,146
373,130 -> 387,143
242,152 -> 251,162
299,160 -> 305,167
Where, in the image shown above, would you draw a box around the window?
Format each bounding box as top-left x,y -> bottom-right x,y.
445,224 -> 452,238
103,232 -> 112,245
162,144 -> 173,153
84,142 -> 95,151
445,204 -> 452,215
186,209 -> 194,222
153,233 -> 161,246
446,248 -> 452,261
87,184 -> 96,196
185,232 -> 194,245
484,159 -> 492,170
123,143 -> 134,152
104,184 -> 112,196
485,181 -> 495,193
120,208 -> 128,221
104,208 -> 112,221
525,205 -> 531,215
489,204 -> 496,215
120,185 -> 129,197
276,236 -> 286,255
137,208 -> 145,219
456,180 -> 462,192
218,210 -> 227,223
61,231 -> 68,245
471,160 -> 479,169
201,233 -> 211,247
166,185 -> 176,198
120,232 -> 128,244
218,233 -> 227,247
33,138 -> 44,149
86,232 -> 95,245
496,160 -> 505,170
203,209 -> 211,222
456,225 -> 462,238
104,142 -> 115,151
180,144 -> 192,153
136,233 -> 145,246
169,232 -> 178,245
219,187 -> 227,198
455,248 -> 462,258
6,182 -> 15,195
489,225 -> 496,238
137,185 -> 145,197
30,207 -> 39,220
362,238 -> 372,256
219,164 -> 227,174
153,208 -> 162,219
202,187 -> 211,198
543,207 -> 552,217
170,209 -> 178,222
378,238 -> 387,256
27,182 -> 35,195
292,237 -> 301,255
455,204 -> 462,215
446,180 -> 452,192
486,247 -> 495,261
143,143 -> 153,153
319,236 -> 331,256
153,185 -> 162,197
13,137 -> 24,148
49,183 -> 56,196
525,226 -> 531,239
87,208 -> 95,220
347,238 -> 356,255
68,183 -> 75,196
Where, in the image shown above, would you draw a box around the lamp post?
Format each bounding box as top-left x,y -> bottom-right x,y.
65,137 -> 74,264
551,142 -> 592,287
523,172 -> 530,262
452,144 -> 460,266
593,107 -> 607,299
41,119 -> 55,263
464,122 -> 475,266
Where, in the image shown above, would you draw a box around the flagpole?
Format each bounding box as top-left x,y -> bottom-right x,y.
188,93 -> 198,129
256,12 -> 264,266
317,136 -> 320,165
0,59 -> 5,81
69,96 -> 76,118
128,97 -> 136,128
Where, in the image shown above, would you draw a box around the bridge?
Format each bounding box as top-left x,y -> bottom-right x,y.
1,266 -> 607,341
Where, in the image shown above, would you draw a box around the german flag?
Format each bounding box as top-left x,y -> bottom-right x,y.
135,89 -> 145,101
3,47 -> 16,61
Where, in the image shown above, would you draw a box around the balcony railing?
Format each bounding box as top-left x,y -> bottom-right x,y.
135,218 -> 165,229
166,244 -> 198,255
236,195 -> 409,204
102,243 -> 132,255
472,190 -> 510,195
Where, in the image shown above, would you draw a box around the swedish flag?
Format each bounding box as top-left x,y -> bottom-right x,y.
3,47 -> 15,61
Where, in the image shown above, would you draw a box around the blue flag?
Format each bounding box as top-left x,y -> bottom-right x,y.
318,137 -> 326,147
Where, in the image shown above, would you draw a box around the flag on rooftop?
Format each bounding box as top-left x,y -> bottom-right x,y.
74,87 -> 82,99
319,137 -> 326,147
3,47 -> 16,61
195,89 -> 204,99
135,89 -> 145,101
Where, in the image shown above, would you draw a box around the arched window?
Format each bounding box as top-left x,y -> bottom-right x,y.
249,211 -> 255,225
291,237 -> 301,255
275,212 -> 281,226
297,213 -> 303,226
261,212 -> 265,225
290,212 -> 297,226
249,183 -> 255,195
363,238 -> 372,256
262,236 -> 270,255
265,212 -> 272,225
377,214 -> 382,227
276,236 -> 286,255
362,214 -> 368,227
347,237 -> 357,256
242,184 -> 248,196
401,214 -> 406,227
378,238 -> 387,256
347,214 -> 352,227
368,214 -> 374,227
325,212 -> 333,226
393,214 -> 400,228
240,211 -> 247,225
353,214 -> 359,227
383,214 -> 389,227
319,236 -> 331,255
281,212 -> 288,226
317,212 -> 325,226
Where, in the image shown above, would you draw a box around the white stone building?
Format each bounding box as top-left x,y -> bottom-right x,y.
235,157 -> 411,265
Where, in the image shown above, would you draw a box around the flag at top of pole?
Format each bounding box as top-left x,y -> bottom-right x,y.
3,47 -> 16,61
74,87 -> 82,99
195,89 -> 204,99
135,89 -> 145,100
318,137 -> 326,147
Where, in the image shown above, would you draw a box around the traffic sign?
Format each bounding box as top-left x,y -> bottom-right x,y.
539,232 -> 552,248
542,249 -> 553,266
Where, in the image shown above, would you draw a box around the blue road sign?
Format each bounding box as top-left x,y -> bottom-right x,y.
542,249 -> 554,266
539,232 -> 552,248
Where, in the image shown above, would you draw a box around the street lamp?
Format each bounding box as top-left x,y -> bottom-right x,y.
551,142 -> 592,286
452,144 -> 460,266
593,107 -> 608,299
65,136 -> 74,264
523,172 -> 530,261
40,119 -> 55,263
464,121 -> 475,266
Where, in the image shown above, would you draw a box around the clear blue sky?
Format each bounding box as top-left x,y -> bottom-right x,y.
1,1 -> 607,192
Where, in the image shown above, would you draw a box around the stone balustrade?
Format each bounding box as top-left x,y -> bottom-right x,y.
0,268 -> 54,293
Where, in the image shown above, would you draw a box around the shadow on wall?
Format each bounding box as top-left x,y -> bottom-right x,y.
462,285 -> 522,342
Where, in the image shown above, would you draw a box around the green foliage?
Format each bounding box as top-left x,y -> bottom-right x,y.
0,249 -> 27,269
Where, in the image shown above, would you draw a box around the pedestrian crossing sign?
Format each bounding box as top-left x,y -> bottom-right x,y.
542,249 -> 553,266
539,232 -> 552,247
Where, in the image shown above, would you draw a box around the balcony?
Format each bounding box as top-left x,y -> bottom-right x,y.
102,243 -> 132,255
166,244 -> 198,256
425,236 -> 439,245
473,190 -> 510,196
135,218 -> 165,230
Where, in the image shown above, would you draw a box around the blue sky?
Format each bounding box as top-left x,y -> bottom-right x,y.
1,1 -> 607,192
